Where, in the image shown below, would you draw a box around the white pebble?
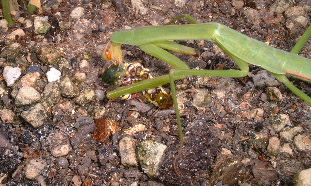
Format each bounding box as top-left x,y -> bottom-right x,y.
46,67 -> 61,82
3,66 -> 22,86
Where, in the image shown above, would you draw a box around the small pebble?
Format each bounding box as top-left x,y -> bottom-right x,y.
49,132 -> 72,157
73,72 -> 86,82
137,140 -> 167,177
267,87 -> 283,102
3,66 -> 22,86
0,109 -> 15,122
46,67 -> 61,82
0,19 -> 8,32
131,0 -> 148,15
267,136 -> 280,155
72,175 -> 82,186
95,89 -> 105,100
0,84 -> 5,96
280,143 -> 293,155
24,19 -> 33,28
74,88 -> 95,106
36,45 -> 62,65
296,168 -> 311,186
232,0 -> 244,9
270,114 -> 292,132
251,70 -> 279,87
294,134 -> 311,151
27,65 -> 42,74
60,77 -> 79,98
270,0 -> 292,13
20,72 -> 41,87
58,157 -> 69,167
294,16 -> 309,27
7,29 -> 25,40
70,7 -> 85,19
119,136 -> 138,166
24,158 -> 46,180
79,60 -> 89,69
34,16 -> 51,34
249,108 -> 264,120
280,126 -> 303,141
174,0 -> 186,7
21,103 -> 47,128
51,144 -> 72,157
193,89 -> 212,108
42,82 -> 61,108
93,105 -> 106,119
15,86 -> 41,105
123,124 -> 147,135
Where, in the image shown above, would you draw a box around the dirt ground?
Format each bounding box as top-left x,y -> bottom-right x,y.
1,0 -> 311,185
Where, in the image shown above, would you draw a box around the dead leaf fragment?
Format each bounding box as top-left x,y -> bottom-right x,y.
93,118 -> 120,142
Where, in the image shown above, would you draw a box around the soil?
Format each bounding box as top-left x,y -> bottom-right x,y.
0,0 -> 311,186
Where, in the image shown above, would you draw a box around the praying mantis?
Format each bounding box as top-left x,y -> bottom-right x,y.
103,15 -> 311,141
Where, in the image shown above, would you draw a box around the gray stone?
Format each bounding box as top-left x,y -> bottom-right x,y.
267,87 -> 283,102
251,70 -> 279,87
34,16 -> 51,34
280,127 -> 303,141
137,140 -> 167,177
36,45 -> 62,65
42,82 -> 61,108
15,86 -> 41,105
21,103 -> 47,128
74,88 -> 95,106
60,77 -> 79,98
270,114 -> 292,132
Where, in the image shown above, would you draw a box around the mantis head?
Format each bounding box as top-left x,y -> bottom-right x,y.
102,41 -> 123,65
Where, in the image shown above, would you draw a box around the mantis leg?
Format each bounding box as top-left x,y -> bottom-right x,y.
272,24 -> 311,105
290,24 -> 311,54
273,74 -> 311,105
139,43 -> 190,69
170,57 -> 249,140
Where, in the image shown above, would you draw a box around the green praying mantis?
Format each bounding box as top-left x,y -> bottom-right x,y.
103,15 -> 311,141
